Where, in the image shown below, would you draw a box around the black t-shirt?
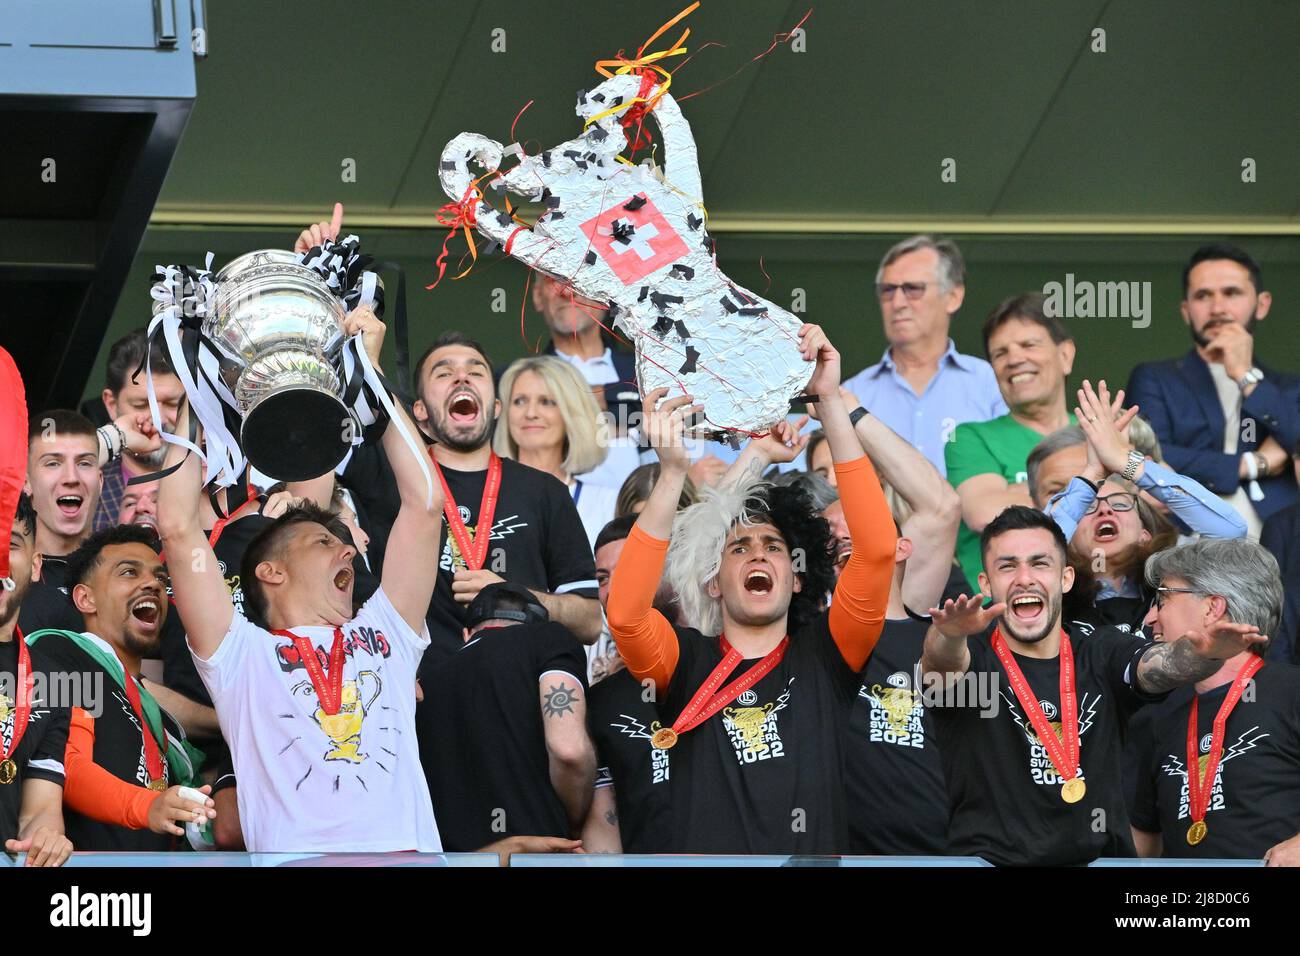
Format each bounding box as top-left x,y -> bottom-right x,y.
1131,661 -> 1300,859
1067,594 -> 1152,642
929,626 -> 1162,866
17,557 -> 82,634
844,617 -> 948,855
0,639 -> 70,844
658,615 -> 862,854
343,445 -> 597,666
587,666 -> 674,853
417,621 -> 589,851
29,630 -> 186,851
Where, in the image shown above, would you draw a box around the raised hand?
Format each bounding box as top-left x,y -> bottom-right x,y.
798,324 -> 841,403
641,387 -> 700,475
1183,619 -> 1268,661
749,415 -> 811,466
1075,379 -> 1141,478
928,593 -> 1006,639
342,304 -> 386,369
294,202 -> 345,254
115,411 -> 163,459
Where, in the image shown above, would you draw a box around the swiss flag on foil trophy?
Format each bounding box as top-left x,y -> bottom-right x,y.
579,193 -> 691,286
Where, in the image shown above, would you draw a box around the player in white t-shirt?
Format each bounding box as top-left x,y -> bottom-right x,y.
157,306 -> 445,853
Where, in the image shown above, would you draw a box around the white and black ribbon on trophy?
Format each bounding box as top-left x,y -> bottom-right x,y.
144,254 -> 247,489
141,238 -> 433,506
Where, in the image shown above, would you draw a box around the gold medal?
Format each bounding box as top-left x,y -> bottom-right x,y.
1061,777 -> 1086,803
0,758 -> 16,785
148,778 -> 168,792
650,726 -> 678,750
1187,820 -> 1208,846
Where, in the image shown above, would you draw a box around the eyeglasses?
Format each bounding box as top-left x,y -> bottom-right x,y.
1083,491 -> 1137,515
876,281 -> 929,301
1153,586 -> 1202,609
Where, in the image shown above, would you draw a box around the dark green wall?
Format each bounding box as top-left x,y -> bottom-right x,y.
82,228 -> 1300,412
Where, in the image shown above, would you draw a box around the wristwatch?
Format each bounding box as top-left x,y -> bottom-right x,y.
1237,367 -> 1265,392
848,406 -> 869,428
1121,449 -> 1144,482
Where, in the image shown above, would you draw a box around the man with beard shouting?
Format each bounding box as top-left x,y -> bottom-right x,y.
339,328 -> 601,664
921,505 -> 1267,866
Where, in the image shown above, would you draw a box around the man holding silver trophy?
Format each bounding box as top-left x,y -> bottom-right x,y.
156,321 -> 445,852
152,214 -> 446,852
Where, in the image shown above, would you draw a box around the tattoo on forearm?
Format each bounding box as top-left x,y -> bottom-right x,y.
542,682 -> 578,718
1136,639 -> 1220,694
605,809 -> 617,826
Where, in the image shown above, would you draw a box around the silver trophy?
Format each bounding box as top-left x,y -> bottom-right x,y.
153,249 -> 354,482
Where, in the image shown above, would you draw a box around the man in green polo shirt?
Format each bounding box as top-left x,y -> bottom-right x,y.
946,293 -> 1077,590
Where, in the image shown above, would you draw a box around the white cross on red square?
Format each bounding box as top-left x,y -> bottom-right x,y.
579,193 -> 691,285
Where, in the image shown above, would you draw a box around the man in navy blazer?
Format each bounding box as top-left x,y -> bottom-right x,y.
1127,244 -> 1300,534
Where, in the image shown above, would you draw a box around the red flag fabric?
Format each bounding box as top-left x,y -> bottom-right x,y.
0,347 -> 28,581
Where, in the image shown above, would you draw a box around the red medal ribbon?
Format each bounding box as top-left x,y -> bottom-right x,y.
669,635 -> 789,738
2,627 -> 33,765
432,451 -> 502,572
118,658 -> 167,784
1186,655 -> 1265,828
992,627 -> 1082,787
207,482 -> 260,550
274,627 -> 347,716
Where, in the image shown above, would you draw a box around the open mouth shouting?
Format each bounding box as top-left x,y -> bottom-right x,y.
1093,518 -> 1120,543
744,569 -> 774,595
1008,590 -> 1047,625
56,494 -> 85,518
333,567 -> 354,594
129,594 -> 162,631
446,389 -> 481,426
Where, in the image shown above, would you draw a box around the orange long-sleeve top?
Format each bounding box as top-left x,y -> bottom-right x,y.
63,707 -> 158,830
607,454 -> 897,693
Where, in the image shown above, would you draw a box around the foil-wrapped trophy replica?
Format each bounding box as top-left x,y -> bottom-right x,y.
146,237 -> 427,490
436,35 -> 810,442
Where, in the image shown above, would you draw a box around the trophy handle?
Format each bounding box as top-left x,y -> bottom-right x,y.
357,670 -> 382,712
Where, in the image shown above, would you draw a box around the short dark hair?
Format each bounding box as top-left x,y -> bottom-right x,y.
104,329 -> 176,395
594,514 -> 638,555
982,292 -> 1073,358
13,492 -> 36,539
411,330 -> 494,395
27,408 -> 97,448
240,503 -> 351,625
65,524 -> 162,591
1182,243 -> 1263,297
980,505 -> 1070,567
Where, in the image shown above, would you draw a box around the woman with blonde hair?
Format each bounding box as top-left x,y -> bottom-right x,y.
494,355 -> 619,548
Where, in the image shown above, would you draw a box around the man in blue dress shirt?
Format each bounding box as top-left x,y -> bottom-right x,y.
841,235 -> 1005,477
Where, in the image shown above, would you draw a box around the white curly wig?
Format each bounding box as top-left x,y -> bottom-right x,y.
663,464 -> 772,636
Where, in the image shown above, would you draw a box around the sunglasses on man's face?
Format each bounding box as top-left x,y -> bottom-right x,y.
876,282 -> 928,302
1084,491 -> 1137,515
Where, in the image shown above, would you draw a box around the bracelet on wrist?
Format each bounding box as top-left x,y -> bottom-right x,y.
97,426 -> 122,464
848,406 -> 869,428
